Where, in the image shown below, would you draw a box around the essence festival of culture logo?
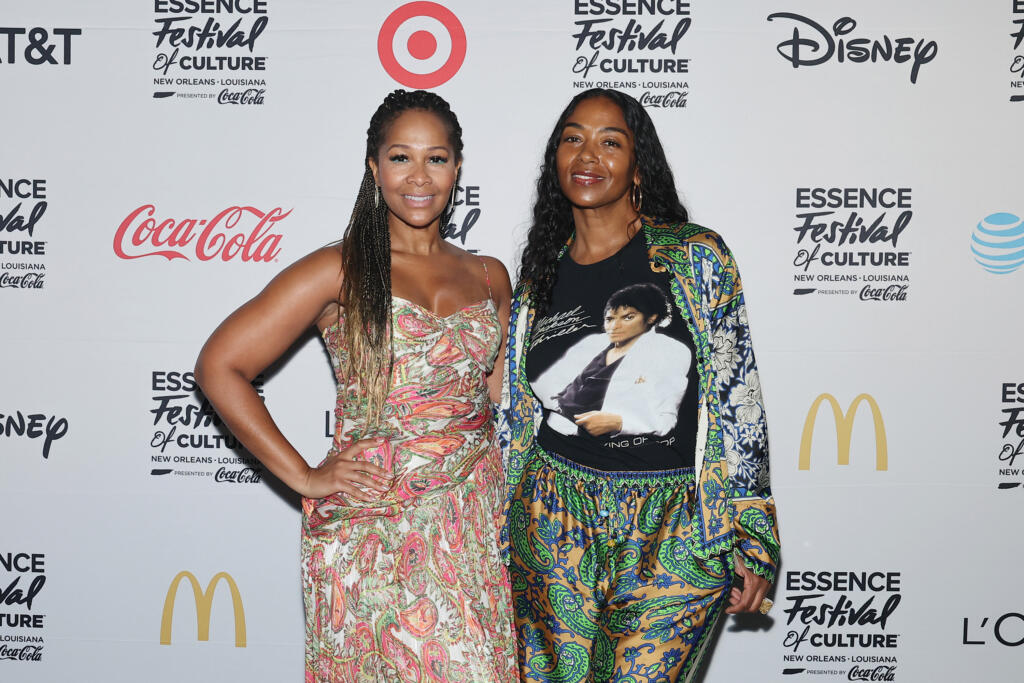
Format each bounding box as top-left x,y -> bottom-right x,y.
1011,2 -> 1024,102
971,212 -> 1024,275
791,187 -> 912,302
0,27 -> 81,66
160,571 -> 246,647
151,0 -> 269,104
148,371 -> 263,484
441,183 -> 483,250
1,411 -> 69,459
378,2 -> 467,89
799,393 -> 888,472
0,552 -> 47,662
571,0 -> 691,109
1,178 -> 50,290
996,382 -> 1024,491
780,570 -> 900,680
766,13 -> 937,84
113,205 -> 290,262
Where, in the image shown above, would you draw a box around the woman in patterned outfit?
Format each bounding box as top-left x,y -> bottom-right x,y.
196,90 -> 517,682
497,89 -> 781,682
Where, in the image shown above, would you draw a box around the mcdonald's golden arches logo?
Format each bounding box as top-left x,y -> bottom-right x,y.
160,571 -> 246,647
799,393 -> 888,471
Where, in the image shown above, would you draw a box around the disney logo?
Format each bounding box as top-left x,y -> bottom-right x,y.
766,13 -> 937,83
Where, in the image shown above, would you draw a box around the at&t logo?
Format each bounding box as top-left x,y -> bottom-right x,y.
378,2 -> 466,88
971,212 -> 1024,274
0,28 -> 81,65
799,393 -> 888,471
160,571 -> 246,647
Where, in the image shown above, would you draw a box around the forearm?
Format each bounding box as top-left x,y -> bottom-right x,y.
195,364 -> 311,495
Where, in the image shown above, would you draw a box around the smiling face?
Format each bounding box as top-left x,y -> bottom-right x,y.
368,109 -> 460,231
555,96 -> 639,211
604,305 -> 656,346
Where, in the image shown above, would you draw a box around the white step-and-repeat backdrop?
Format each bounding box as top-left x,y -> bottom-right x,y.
3,1 -> 1022,681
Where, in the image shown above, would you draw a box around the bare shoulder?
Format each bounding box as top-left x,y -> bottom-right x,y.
476,253 -> 513,300
284,244 -> 344,283
254,244 -> 344,321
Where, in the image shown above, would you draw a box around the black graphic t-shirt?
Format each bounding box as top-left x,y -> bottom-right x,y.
525,231 -> 698,470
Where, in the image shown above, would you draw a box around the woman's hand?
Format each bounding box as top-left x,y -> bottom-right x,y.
574,411 -> 622,436
301,438 -> 393,501
726,559 -> 771,614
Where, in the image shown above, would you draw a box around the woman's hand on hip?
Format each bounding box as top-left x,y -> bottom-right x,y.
301,438 -> 393,501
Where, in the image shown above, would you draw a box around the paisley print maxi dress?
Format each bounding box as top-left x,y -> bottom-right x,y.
301,295 -> 517,682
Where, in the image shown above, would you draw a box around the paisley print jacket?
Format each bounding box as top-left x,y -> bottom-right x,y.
496,218 -> 781,582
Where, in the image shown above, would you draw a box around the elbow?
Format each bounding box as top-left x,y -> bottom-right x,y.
193,350 -> 211,394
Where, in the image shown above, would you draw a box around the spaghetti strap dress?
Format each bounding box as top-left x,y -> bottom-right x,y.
300,262 -> 517,682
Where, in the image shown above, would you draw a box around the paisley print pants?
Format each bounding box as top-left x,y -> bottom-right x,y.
508,446 -> 733,683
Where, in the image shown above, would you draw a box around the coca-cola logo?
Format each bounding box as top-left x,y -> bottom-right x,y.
114,205 -> 290,262
859,284 -> 908,302
638,90 -> 688,108
218,87 -> 264,104
214,466 -> 262,483
847,664 -> 896,681
0,644 -> 43,661
0,271 -> 44,288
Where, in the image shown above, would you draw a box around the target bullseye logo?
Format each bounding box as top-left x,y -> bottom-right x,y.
378,2 -> 467,89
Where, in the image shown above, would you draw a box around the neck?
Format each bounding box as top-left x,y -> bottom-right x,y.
569,200 -> 640,265
389,218 -> 445,256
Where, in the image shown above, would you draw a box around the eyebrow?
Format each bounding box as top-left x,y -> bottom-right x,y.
386,144 -> 451,152
562,122 -> 630,136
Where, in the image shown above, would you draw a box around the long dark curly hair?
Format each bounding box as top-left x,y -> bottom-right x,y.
339,89 -> 463,421
518,88 -> 688,315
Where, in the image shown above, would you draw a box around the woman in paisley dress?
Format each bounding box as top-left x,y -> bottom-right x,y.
196,89 -> 517,682
498,89 -> 781,681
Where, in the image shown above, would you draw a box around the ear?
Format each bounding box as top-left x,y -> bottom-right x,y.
367,157 -> 380,187
646,314 -> 658,326
633,168 -> 641,187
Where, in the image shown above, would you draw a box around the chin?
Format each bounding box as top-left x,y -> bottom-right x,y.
392,212 -> 445,229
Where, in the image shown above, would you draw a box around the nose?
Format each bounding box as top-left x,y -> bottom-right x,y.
578,138 -> 598,163
406,161 -> 430,186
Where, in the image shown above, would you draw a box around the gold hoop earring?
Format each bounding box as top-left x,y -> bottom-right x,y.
631,184 -> 643,212
374,186 -> 380,208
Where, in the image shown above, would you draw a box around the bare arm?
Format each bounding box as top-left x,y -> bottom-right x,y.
194,246 -> 388,500
483,256 -> 513,404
